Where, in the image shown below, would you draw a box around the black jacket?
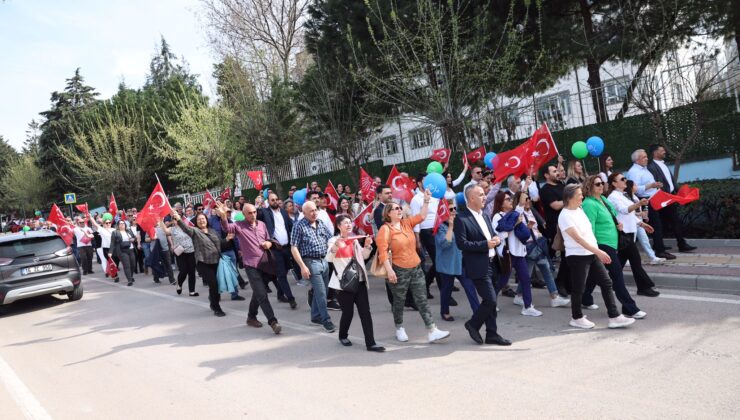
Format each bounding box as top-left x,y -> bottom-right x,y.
110,229 -> 136,259
258,207 -> 294,244
454,209 -> 497,280
647,160 -> 677,194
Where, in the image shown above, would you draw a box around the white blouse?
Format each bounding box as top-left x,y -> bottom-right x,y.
607,190 -> 640,234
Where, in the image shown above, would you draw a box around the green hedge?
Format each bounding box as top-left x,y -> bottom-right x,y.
676,179 -> 740,239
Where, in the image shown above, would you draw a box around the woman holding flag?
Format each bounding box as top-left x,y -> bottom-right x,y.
326,215 -> 384,352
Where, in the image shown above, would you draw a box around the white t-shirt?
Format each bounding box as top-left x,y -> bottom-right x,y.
558,208 -> 597,256
74,226 -> 93,247
98,227 -> 113,248
409,192 -> 439,232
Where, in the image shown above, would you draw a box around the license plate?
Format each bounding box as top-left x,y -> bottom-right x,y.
21,264 -> 53,275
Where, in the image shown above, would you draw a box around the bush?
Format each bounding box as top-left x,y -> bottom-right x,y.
676,179 -> 740,239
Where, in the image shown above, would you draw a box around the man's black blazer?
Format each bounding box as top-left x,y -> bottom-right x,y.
258,207 -> 293,244
647,160 -> 677,194
454,208 -> 496,280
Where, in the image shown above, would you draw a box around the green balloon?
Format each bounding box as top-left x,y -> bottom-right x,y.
34,211 -> 42,216
427,161 -> 444,174
571,141 -> 589,159
102,212 -> 113,221
233,212 -> 245,222
22,226 -> 31,232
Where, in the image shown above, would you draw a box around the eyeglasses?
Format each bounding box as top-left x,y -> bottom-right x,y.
504,197 -> 512,201
594,182 -> 604,187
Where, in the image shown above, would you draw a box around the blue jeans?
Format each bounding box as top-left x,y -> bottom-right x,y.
635,226 -> 657,260
519,255 -> 557,295
439,273 -> 479,316
306,258 -> 331,325
496,256 -> 533,308
582,245 -> 640,316
142,242 -> 151,267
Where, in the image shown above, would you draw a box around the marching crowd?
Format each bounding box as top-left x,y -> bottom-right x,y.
15,143 -> 697,351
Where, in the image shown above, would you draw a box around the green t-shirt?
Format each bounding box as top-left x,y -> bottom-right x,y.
581,196 -> 618,249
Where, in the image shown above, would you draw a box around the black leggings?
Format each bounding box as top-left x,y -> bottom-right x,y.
619,235 -> 655,292
197,262 -> 221,311
337,285 -> 376,347
176,252 -> 197,293
567,254 -> 620,320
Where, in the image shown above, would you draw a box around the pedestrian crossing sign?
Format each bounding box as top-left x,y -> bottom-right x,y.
64,193 -> 77,204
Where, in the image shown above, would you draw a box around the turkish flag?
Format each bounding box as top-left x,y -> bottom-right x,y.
247,170 -> 264,191
430,148 -> 452,164
386,165 -> 415,203
109,193 -> 118,216
137,181 -> 173,238
466,146 -> 486,164
106,257 -> 119,279
649,185 -> 700,210
433,198 -> 450,234
493,143 -> 529,182
335,238 -> 357,259
523,123 -> 559,174
48,203 -> 74,245
219,187 -> 231,201
325,181 -> 340,211
202,190 -> 216,210
353,204 -> 374,236
75,203 -> 88,214
359,168 -> 377,204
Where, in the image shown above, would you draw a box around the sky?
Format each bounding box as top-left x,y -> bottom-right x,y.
0,0 -> 217,151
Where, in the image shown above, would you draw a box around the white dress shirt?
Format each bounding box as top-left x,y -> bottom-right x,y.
607,191 -> 639,235
471,208 -> 496,258
271,208 -> 289,245
653,160 -> 675,192
627,163 -> 658,198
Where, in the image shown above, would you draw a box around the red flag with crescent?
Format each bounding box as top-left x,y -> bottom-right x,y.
137,181 -> 173,238
359,168 -> 377,204
385,165 -> 415,203
247,171 -> 264,191
75,203 -> 88,214
430,148 -> 451,164
649,185 -> 700,210
109,194 -> 118,217
48,203 -> 74,245
466,146 -> 486,164
219,187 -> 231,201
433,198 -> 450,234
202,190 -> 216,210
353,204 -> 374,236
492,143 -> 530,182
523,123 -> 559,174
325,181 -> 340,211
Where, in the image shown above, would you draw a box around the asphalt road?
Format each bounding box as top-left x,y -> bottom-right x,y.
1,271 -> 739,419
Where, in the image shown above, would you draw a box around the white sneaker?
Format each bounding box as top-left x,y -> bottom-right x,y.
649,257 -> 666,265
629,310 -> 647,319
569,317 -> 595,329
427,327 -> 450,343
550,296 -> 571,308
512,295 -> 524,306
608,314 -> 636,328
582,304 -> 599,310
521,306 -> 543,317
395,327 -> 409,342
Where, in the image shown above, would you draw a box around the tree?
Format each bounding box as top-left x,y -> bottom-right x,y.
201,0 -> 310,86
23,120 -> 40,155
0,135 -> 17,177
0,153 -> 53,215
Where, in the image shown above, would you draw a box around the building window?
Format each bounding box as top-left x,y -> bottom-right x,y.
604,77 -> 629,105
376,135 -> 398,157
409,128 -> 432,149
535,91 -> 571,129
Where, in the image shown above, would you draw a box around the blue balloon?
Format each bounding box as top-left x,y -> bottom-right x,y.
263,189 -> 269,199
455,192 -> 466,207
422,173 -> 447,199
483,152 -> 497,169
293,188 -> 307,206
586,136 -> 605,157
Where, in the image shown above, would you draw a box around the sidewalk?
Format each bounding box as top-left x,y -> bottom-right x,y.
624,239 -> 740,294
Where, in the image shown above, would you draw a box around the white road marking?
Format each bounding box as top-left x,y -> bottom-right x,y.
0,353 -> 53,420
657,293 -> 740,305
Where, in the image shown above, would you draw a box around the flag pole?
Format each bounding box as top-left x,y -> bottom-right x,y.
543,122 -> 560,156
154,173 -> 173,208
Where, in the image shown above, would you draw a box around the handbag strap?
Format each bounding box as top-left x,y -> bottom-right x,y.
598,196 -> 621,231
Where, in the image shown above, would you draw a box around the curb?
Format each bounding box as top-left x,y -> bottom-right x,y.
664,238 -> 740,247
624,272 -> 740,294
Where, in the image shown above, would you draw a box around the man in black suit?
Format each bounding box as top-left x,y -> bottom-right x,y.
454,184 -> 511,346
258,192 -> 298,309
646,144 -> 696,253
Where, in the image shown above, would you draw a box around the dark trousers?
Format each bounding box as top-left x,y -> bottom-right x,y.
439,273 -> 479,316
649,203 -> 687,253
176,252 -> 197,293
619,235 -> 655,292
135,247 -> 145,273
79,246 -> 94,273
118,248 -> 135,282
273,246 -> 295,301
244,266 -> 277,323
555,253 -> 571,296
336,286 -> 376,347
469,260 -> 499,338
567,254 -> 620,320
495,256 -> 533,308
582,245 -> 640,316
419,229 -> 440,290
155,249 -> 175,283
197,262 -> 221,311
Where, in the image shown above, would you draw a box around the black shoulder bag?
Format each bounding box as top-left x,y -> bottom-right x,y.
332,256 -> 365,294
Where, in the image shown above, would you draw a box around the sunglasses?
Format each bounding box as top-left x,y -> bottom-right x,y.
594,182 -> 604,186
390,206 -> 402,211
617,177 -> 626,182
449,207 -> 457,212
473,171 -> 482,175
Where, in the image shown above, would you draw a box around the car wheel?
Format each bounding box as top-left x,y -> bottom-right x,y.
68,284 -> 84,301
0,304 -> 9,316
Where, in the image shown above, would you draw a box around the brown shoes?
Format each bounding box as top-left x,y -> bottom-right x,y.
246,317 -> 263,328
